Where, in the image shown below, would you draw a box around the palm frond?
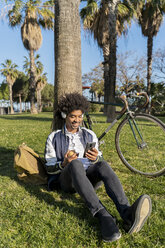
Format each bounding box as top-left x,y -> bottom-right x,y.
138,0 -> 164,37
8,0 -> 23,26
80,0 -> 98,29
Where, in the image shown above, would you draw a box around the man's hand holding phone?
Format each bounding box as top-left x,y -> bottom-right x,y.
84,142 -> 98,161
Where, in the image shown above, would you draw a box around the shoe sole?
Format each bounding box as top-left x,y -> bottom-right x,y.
128,195 -> 152,234
103,233 -> 121,242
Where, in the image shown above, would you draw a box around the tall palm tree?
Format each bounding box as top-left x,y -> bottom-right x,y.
23,54 -> 47,112
0,59 -> 18,114
53,0 -> 82,130
8,0 -> 54,113
80,0 -> 135,121
136,0 -> 165,102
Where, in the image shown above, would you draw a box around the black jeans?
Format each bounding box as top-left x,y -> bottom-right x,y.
59,159 -> 130,217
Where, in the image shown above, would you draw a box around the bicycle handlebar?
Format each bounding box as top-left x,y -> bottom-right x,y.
136,92 -> 149,110
116,95 -> 128,114
116,92 -> 149,114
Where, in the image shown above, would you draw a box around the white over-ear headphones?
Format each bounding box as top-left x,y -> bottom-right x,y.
61,112 -> 67,119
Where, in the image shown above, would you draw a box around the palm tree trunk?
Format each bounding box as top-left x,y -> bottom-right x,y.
9,84 -> 14,114
147,35 -> 153,113
53,0 -> 82,130
29,49 -> 38,114
37,89 -> 42,113
107,0 -> 118,122
103,43 -> 109,114
19,94 -> 22,113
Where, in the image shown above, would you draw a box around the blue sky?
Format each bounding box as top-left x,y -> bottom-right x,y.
0,1 -> 165,86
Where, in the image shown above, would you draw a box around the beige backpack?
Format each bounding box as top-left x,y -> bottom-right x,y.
14,144 -> 48,185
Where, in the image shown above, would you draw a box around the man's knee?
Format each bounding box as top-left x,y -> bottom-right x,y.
96,160 -> 115,176
68,159 -> 85,173
97,160 -> 110,169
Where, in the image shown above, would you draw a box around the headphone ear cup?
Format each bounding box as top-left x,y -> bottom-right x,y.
61,112 -> 67,119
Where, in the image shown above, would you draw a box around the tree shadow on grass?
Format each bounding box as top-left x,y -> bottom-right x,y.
0,146 -> 101,239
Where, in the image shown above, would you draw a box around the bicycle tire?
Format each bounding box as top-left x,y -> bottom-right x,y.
115,113 -> 165,177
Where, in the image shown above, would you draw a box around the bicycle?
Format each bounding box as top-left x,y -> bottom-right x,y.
83,92 -> 165,177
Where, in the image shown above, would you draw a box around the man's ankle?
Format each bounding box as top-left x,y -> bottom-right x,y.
95,208 -> 110,218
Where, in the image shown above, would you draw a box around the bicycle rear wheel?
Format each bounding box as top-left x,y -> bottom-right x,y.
115,113 -> 165,177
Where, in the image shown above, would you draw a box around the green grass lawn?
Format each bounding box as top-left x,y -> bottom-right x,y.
0,112 -> 164,248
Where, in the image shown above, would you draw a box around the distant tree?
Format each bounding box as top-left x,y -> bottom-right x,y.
82,63 -> 103,85
8,0 -> 54,113
0,81 -> 9,101
137,0 -> 165,101
90,80 -> 104,102
0,88 -> 2,100
23,55 -> 31,76
153,48 -> 165,80
82,63 -> 104,100
12,72 -> 29,113
0,59 -> 18,114
150,82 -> 165,114
36,73 -> 47,112
41,83 -> 54,106
117,52 -> 146,94
35,57 -> 48,112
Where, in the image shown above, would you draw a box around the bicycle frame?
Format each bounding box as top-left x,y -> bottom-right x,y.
97,111 -> 124,141
127,116 -> 147,149
85,93 -> 149,147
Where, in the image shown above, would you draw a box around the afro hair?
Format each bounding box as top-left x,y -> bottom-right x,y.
57,92 -> 89,115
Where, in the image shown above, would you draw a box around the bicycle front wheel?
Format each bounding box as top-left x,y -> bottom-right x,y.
115,113 -> 165,177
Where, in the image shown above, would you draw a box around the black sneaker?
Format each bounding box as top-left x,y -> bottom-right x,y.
124,194 -> 152,234
96,208 -> 121,242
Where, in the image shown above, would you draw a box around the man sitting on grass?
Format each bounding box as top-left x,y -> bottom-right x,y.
44,92 -> 152,242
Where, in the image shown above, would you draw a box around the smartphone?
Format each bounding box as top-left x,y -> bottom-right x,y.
84,142 -> 96,157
